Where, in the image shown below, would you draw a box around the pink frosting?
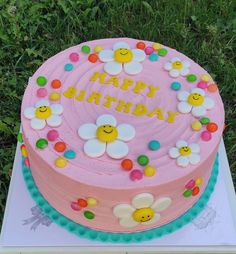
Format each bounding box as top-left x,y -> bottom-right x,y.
21,38 -> 224,232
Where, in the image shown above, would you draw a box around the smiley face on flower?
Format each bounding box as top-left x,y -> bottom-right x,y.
177,88 -> 214,117
113,193 -> 172,228
168,140 -> 200,167
78,114 -> 135,159
23,99 -> 63,130
98,41 -> 146,75
164,57 -> 190,78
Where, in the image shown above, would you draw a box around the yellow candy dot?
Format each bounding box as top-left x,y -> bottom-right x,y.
191,120 -> 202,131
196,177 -> 203,186
49,92 -> 61,101
201,74 -> 210,82
152,42 -> 161,50
144,165 -> 156,177
55,157 -> 67,168
21,148 -> 28,157
87,197 -> 98,206
94,45 -> 103,53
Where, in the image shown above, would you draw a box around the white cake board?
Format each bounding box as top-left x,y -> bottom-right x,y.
0,139 -> 236,254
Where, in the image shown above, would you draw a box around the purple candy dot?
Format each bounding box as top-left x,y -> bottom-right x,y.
201,131 -> 212,141
145,46 -> 154,55
24,157 -> 30,167
130,169 -> 143,181
69,52 -> 79,62
185,179 -> 195,189
36,88 -> 47,98
197,81 -> 208,89
47,129 -> 59,141
71,202 -> 81,211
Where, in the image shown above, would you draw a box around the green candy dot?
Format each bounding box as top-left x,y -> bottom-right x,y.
200,117 -> 210,125
158,48 -> 168,56
36,138 -> 48,149
137,155 -> 149,166
183,189 -> 192,198
81,45 -> 90,54
186,74 -> 197,82
36,76 -> 47,86
17,133 -> 23,143
84,210 -> 95,220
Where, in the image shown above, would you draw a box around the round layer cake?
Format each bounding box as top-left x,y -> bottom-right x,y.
21,38 -> 224,233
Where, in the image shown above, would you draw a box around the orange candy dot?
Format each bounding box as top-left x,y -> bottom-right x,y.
136,41 -> 146,50
54,142 -> 66,152
88,53 -> 98,63
206,122 -> 218,132
121,159 -> 133,171
192,186 -> 200,196
207,83 -> 218,92
21,144 -> 28,157
78,198 -> 88,207
51,79 -> 61,89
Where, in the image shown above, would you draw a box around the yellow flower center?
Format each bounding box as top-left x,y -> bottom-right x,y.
35,106 -> 52,119
96,125 -> 118,143
172,61 -> 183,69
114,48 -> 133,63
188,93 -> 204,106
132,207 -> 154,223
179,146 -> 191,156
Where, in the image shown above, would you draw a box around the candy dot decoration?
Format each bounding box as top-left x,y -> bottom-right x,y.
157,48 -> 168,56
137,155 -> 149,166
195,177 -> 202,186
64,149 -> 76,159
69,52 -> 79,62
145,46 -> 154,55
71,202 -> 81,211
143,165 -> 156,177
149,53 -> 158,61
88,53 -> 98,63
24,157 -> 30,167
130,169 -> 143,181
171,82 -> 181,91
152,42 -> 161,50
186,74 -> 197,82
64,63 -> 73,71
36,76 -> 47,86
78,198 -> 88,208
36,138 -> 48,149
192,186 -> 200,196
191,120 -> 202,131
81,45 -> 91,54
183,189 -> 192,197
87,197 -> 98,206
208,83 -> 218,92
197,81 -> 208,89
51,79 -> 62,89
49,92 -> 61,101
94,45 -> 103,53
201,131 -> 212,141
84,210 -> 95,220
200,74 -> 210,82
148,140 -> 160,151
54,141 -> 66,152
17,132 -> 23,143
185,179 -> 195,189
20,144 -> 28,157
37,88 -> 47,97
199,117 -> 210,125
206,122 -> 218,133
55,156 -> 67,168
47,129 -> 59,141
121,159 -> 133,171
136,41 -> 146,49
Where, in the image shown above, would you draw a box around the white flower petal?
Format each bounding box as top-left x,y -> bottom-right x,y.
169,69 -> 180,78
35,99 -> 50,107
78,123 -> 97,140
113,42 -> 130,50
84,139 -> 106,158
191,88 -> 205,96
132,49 -> 146,62
30,118 -> 46,130
192,106 -> 206,117
119,217 -> 139,228
177,101 -> 192,113
46,115 -> 62,127
177,91 -> 190,101
24,107 -> 36,119
124,61 -> 142,75
202,97 -> 214,109
176,140 -> 188,148
104,61 -> 122,75
164,62 -> 172,71
189,143 -> 200,153
151,197 -> 172,212
50,104 -> 63,115
189,153 -> 200,165
117,124 -> 135,141
177,156 -> 189,167
180,67 -> 189,76
131,193 -> 154,209
182,60 -> 190,68
98,49 -> 114,62
170,57 -> 181,63
96,114 -> 117,126
113,204 -> 135,218
168,147 -> 180,158
106,140 -> 128,159
141,213 -> 160,225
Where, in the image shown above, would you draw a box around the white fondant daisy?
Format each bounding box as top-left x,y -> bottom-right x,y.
113,193 -> 172,228
164,57 -> 190,78
168,140 -> 200,167
98,41 -> 146,75
177,88 -> 215,117
78,114 -> 135,159
24,99 -> 63,130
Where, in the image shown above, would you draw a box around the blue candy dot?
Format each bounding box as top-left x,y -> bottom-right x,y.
149,53 -> 158,61
64,63 -> 73,71
148,140 -> 160,151
171,82 -> 181,91
64,149 -> 76,159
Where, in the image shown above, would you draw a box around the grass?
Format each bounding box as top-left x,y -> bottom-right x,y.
0,0 -> 235,226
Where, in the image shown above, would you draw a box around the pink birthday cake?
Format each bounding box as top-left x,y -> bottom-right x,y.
21,38 -> 224,233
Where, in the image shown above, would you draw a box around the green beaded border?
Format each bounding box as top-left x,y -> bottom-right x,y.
22,154 -> 218,243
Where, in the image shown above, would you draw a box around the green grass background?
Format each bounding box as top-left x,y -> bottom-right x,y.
0,0 -> 235,226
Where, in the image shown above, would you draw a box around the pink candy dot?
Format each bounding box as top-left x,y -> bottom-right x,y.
24,157 -> 30,167
185,179 -> 195,189
47,129 -> 59,141
197,81 -> 208,89
201,131 -> 212,141
36,88 -> 47,98
71,202 -> 81,211
145,46 -> 154,55
130,169 -> 143,181
69,52 -> 79,62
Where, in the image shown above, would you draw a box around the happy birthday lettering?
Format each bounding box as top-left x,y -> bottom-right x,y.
63,72 -> 180,123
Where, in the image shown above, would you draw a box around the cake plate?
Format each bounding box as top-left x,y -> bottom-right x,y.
0,139 -> 236,254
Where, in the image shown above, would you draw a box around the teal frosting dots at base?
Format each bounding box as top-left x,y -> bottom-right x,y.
21,154 -> 219,243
